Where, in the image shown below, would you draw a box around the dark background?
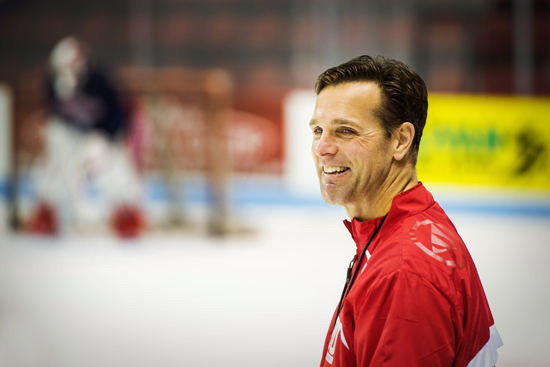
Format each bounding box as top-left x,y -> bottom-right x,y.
1,0 -> 549,93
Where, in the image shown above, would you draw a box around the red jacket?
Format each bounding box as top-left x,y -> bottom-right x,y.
320,183 -> 502,367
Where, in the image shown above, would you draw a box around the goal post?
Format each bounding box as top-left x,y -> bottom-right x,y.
117,67 -> 234,235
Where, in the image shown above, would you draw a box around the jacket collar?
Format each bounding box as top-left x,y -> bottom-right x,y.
344,182 -> 434,252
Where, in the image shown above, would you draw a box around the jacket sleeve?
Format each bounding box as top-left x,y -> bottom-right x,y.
354,270 -> 462,367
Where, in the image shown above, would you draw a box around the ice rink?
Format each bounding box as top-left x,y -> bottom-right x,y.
0,182 -> 549,367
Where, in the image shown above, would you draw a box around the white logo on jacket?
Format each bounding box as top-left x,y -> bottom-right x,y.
325,317 -> 350,364
409,219 -> 465,269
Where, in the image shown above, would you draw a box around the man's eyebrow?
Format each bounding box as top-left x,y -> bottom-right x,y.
309,119 -> 361,128
332,119 -> 361,128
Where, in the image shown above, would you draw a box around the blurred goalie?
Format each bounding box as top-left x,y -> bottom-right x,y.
25,36 -> 145,237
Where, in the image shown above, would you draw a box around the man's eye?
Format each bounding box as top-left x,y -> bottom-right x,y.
313,127 -> 322,134
341,129 -> 354,134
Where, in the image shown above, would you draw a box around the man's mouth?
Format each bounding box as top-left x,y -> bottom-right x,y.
323,166 -> 350,174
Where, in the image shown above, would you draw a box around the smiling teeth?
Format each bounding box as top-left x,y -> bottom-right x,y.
323,166 -> 348,173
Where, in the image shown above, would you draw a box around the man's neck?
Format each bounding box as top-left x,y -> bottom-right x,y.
345,170 -> 418,222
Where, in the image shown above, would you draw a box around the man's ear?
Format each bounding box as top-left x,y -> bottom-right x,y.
393,122 -> 415,161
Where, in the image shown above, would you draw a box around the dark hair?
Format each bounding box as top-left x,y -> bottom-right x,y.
315,55 -> 428,164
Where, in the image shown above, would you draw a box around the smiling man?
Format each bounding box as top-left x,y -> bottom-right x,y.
311,56 -> 502,367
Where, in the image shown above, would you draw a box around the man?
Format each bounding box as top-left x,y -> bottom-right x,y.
310,55 -> 502,367
25,36 -> 145,237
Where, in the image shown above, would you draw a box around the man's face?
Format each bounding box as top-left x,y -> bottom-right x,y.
310,82 -> 395,213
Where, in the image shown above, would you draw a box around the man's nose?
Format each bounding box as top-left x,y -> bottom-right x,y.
313,133 -> 338,157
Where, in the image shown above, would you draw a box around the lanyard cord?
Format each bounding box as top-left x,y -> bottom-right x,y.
330,214 -> 388,333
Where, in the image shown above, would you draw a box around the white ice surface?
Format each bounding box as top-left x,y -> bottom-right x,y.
0,203 -> 548,367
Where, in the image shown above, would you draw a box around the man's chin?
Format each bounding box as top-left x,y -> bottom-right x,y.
320,191 -> 344,206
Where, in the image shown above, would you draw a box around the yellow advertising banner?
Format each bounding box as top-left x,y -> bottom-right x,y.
417,94 -> 550,189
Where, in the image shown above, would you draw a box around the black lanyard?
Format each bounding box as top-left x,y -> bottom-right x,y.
331,214 -> 387,333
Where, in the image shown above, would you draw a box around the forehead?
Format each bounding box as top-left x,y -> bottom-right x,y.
312,82 -> 382,126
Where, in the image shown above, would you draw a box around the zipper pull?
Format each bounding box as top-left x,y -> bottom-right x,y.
346,255 -> 356,283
